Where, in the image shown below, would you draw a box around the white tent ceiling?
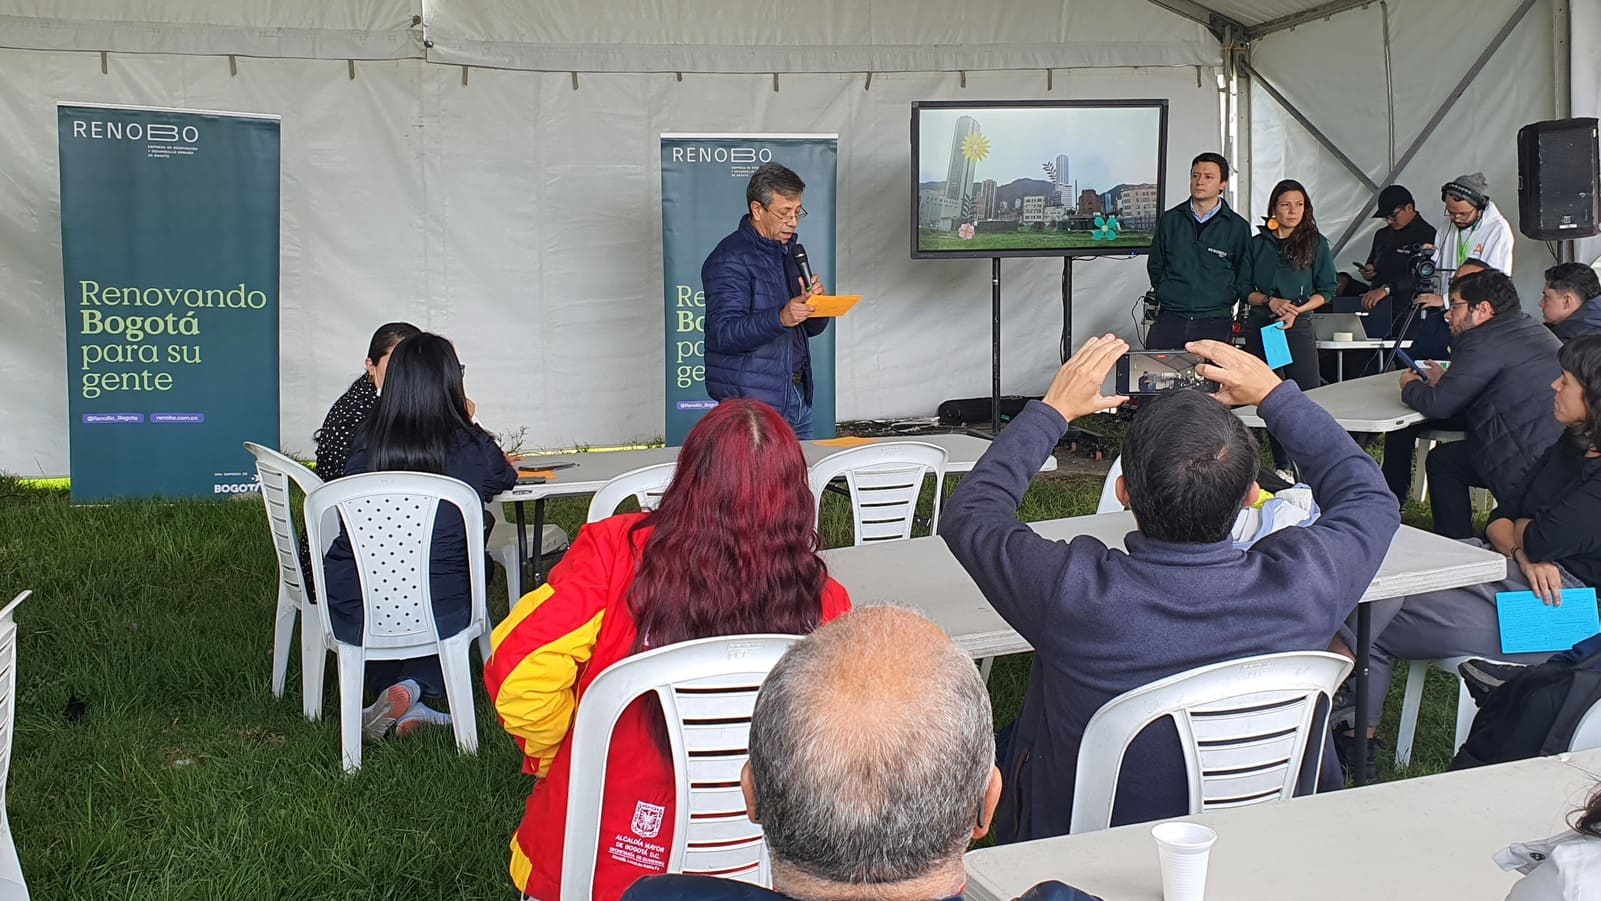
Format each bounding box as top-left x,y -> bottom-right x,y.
0,1 -> 1589,477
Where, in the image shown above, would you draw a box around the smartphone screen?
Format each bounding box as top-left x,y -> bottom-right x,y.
1116,351 -> 1219,395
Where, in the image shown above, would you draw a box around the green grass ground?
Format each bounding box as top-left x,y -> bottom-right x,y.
0,436 -> 1464,898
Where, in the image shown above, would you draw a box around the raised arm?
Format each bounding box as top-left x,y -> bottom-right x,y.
942,336 -> 1129,644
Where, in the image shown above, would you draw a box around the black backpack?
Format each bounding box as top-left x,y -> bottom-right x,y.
1451,638 -> 1601,770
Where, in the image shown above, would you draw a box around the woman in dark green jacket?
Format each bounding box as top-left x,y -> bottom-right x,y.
1243,178 -> 1338,472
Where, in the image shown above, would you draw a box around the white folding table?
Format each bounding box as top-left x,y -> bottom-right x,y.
493,434 -> 1056,595
1233,372 -> 1424,432
962,750 -> 1601,901
822,511 -> 1506,786
1314,339 -> 1412,382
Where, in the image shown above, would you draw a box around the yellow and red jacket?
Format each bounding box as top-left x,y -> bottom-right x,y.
484,512 -> 851,901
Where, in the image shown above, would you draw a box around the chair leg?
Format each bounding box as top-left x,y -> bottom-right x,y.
439,639 -> 480,756
0,816 -> 27,899
1408,440 -> 1434,504
337,648 -> 365,773
301,605 -> 327,721
271,584 -> 296,699
1394,661 -> 1428,768
1453,676 -> 1477,753
979,657 -> 995,684
476,626 -> 494,664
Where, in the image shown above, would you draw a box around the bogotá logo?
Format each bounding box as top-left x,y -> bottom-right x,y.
1092,214 -> 1122,241
961,132 -> 990,163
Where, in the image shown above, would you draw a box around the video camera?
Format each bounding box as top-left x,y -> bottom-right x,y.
1396,243 -> 1438,296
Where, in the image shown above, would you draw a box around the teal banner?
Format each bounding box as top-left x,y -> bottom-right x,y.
660,135 -> 838,444
58,104 -> 281,502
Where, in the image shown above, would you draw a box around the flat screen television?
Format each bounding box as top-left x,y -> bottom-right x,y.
911,99 -> 1168,259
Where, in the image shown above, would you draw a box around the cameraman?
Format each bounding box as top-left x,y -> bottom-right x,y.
1357,185 -> 1435,338
1407,174 -> 1516,359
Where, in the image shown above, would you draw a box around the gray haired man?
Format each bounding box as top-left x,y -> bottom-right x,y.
622,607 -> 1099,901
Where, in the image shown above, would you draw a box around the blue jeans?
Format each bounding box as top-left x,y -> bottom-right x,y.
782,382 -> 814,439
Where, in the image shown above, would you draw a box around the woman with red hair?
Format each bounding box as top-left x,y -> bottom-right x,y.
485,399 -> 851,901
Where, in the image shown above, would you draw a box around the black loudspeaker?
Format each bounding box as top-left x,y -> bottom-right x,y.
1517,117 -> 1600,240
937,395 -> 1039,426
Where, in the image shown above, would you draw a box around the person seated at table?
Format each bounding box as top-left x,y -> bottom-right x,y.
1241,179 -> 1338,478
942,335 -> 1399,842
1378,269 -> 1563,539
622,607 -> 1101,901
299,322 -> 422,594
1541,262 -> 1601,344
484,399 -> 852,901
322,331 -> 517,739
314,321 -> 421,480
1344,335 -> 1601,754
1499,781 -> 1601,899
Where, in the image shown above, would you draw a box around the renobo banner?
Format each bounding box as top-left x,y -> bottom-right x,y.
58,103 -> 281,502
659,134 -> 838,445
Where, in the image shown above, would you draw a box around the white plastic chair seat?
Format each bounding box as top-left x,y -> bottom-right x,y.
587,463 -> 677,523
244,441 -> 332,719
1394,654 -> 1519,768
560,634 -> 798,899
487,504 -> 569,605
305,472 -> 492,772
807,441 -> 948,545
1409,430 -> 1491,511
1069,651 -> 1351,834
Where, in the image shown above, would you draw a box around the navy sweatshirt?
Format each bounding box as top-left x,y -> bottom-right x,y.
942,384 -> 1399,842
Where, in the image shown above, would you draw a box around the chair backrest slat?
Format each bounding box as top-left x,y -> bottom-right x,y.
587,463 -> 677,523
244,442 -> 326,603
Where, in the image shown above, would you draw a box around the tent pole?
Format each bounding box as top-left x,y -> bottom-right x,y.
1239,60 -> 1377,194
1326,0 -> 1541,258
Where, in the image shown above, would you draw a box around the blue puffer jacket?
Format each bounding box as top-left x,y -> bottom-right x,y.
623,874 -> 1102,901
702,215 -> 829,409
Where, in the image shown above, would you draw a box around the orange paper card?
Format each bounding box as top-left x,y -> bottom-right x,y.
815,437 -> 879,448
518,470 -> 557,482
808,294 -> 861,318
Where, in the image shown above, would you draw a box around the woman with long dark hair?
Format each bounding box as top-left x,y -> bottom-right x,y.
322,332 -> 517,740
1339,335 -> 1601,769
1243,179 -> 1337,474
484,399 -> 852,901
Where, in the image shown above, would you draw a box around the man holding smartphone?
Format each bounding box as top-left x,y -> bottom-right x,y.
1357,185 -> 1435,338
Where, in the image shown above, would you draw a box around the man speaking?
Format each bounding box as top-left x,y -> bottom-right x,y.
702,163 -> 829,438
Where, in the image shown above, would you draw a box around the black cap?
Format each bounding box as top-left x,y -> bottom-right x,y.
1372,185 -> 1415,219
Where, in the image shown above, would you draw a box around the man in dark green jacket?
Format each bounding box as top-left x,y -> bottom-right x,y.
1145,153 -> 1252,348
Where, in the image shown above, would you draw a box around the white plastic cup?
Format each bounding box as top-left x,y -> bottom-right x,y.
1151,821 -> 1216,901
1332,331 -> 1354,342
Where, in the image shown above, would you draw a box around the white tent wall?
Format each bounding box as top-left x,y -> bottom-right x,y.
0,44 -> 1221,476
1245,0 -> 1559,306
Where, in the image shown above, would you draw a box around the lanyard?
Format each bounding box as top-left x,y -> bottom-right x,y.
1455,219 -> 1481,268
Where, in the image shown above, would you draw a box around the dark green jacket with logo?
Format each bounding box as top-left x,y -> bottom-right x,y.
1146,199 -> 1252,319
1243,228 -> 1339,309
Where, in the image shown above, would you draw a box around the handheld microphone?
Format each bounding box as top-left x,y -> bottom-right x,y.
791,243 -> 815,293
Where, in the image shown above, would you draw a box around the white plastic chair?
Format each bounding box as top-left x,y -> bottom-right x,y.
1394,654 -> 1521,768
1571,696 -> 1601,752
586,463 -> 677,523
304,472 -> 491,772
560,633 -> 797,900
807,442 -> 948,545
1069,651 -> 1351,834
1096,456 -> 1126,514
0,592 -> 28,899
1409,430 -> 1491,511
244,442 -> 333,719
486,504 -> 568,606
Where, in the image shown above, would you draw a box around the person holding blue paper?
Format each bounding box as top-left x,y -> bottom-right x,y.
1351,335 -> 1601,750
1242,179 -> 1337,476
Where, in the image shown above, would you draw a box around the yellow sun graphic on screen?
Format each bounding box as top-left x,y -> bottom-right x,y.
961,132 -> 990,163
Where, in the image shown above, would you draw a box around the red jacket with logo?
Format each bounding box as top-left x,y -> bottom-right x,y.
484,513 -> 851,901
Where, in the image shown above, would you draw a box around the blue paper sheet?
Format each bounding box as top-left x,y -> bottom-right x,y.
1496,587 -> 1601,654
1260,322 -> 1292,370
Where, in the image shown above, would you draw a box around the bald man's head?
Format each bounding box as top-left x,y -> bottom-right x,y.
746,607 -> 995,888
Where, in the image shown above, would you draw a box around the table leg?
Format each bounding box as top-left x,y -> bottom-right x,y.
530,498 -> 549,588
514,501 -> 529,599
1354,603 -> 1373,786
1336,350 -> 1345,382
